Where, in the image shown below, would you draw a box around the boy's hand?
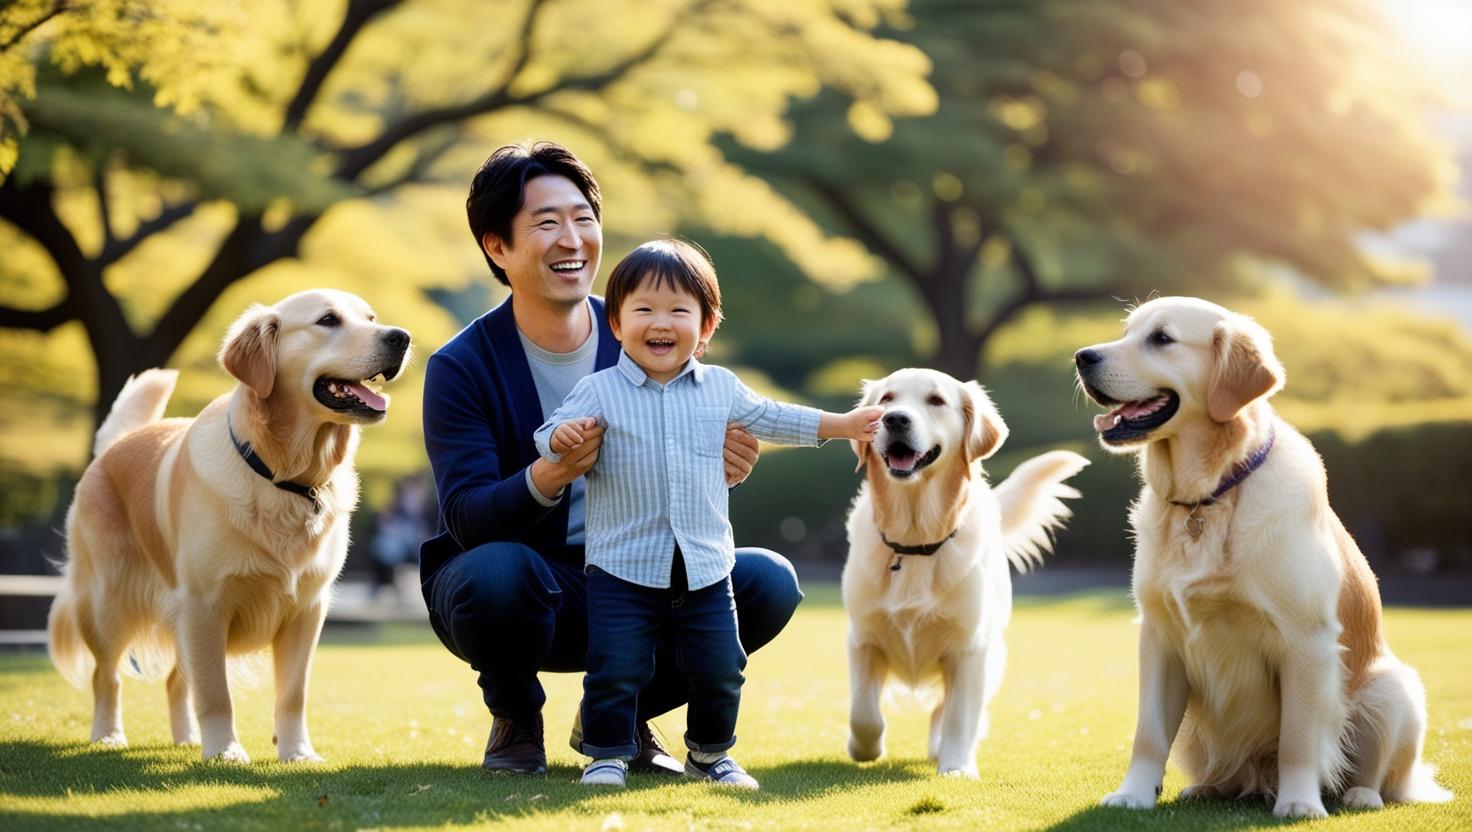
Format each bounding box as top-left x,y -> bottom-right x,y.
551,418 -> 594,456
849,405 -> 885,442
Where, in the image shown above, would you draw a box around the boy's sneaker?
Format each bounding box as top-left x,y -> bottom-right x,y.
568,706 -> 682,775
684,755 -> 759,790
581,758 -> 628,787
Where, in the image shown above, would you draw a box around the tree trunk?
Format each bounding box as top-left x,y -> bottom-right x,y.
917,263 -> 985,381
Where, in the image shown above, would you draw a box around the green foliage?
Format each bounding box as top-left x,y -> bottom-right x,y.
0,599 -> 1467,829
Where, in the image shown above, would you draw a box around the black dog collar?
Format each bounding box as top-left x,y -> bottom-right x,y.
227,414 -> 320,513
881,529 -> 957,572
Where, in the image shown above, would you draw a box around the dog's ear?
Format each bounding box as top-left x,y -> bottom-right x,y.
961,380 -> 1008,461
1207,317 -> 1284,423
220,305 -> 282,398
851,379 -> 878,474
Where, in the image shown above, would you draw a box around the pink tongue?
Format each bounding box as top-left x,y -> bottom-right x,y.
1093,395 -> 1165,431
346,382 -> 387,411
1093,412 -> 1120,432
886,450 -> 918,471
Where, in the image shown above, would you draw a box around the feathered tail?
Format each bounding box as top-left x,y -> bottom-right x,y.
93,369 -> 178,457
993,450 -> 1090,572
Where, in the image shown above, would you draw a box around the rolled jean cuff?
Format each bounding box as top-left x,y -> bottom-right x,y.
684,732 -> 736,754
579,741 -> 637,761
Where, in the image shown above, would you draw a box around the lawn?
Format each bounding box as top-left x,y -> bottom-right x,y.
1,586 -> 1467,831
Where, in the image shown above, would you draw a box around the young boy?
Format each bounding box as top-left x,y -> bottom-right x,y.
533,239 -> 883,789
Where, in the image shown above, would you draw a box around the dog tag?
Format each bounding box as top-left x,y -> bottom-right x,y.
1185,510 -> 1204,539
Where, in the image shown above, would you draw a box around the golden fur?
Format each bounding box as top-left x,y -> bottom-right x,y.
48,290 -> 409,763
1078,296 -> 1451,817
842,368 -> 1088,776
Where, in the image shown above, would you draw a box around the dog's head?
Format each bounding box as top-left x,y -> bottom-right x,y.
1074,296 -> 1283,451
219,289 -> 412,426
852,368 -> 1008,483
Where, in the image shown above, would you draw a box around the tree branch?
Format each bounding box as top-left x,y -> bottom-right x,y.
282,0 -> 403,130
333,0 -> 699,181
98,199 -> 202,266
804,177 -> 926,282
0,300 -> 71,331
0,0 -> 65,55
972,230 -> 1115,346
361,129 -> 461,196
94,160 -> 114,249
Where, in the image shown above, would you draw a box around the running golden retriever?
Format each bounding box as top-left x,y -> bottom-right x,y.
48,289 -> 410,763
843,368 -> 1088,776
1076,296 -> 1451,817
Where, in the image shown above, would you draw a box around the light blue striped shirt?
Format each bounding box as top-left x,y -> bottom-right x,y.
533,351 -> 821,590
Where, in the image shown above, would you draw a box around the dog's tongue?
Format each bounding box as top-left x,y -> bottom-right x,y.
886,449 -> 918,472
347,382 -> 387,412
1093,395 -> 1168,432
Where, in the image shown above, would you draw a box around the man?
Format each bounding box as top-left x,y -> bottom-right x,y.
420,141 -> 804,776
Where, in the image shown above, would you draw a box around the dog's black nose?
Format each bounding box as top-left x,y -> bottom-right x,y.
882,412 -> 910,431
382,328 -> 410,350
1074,349 -> 1102,369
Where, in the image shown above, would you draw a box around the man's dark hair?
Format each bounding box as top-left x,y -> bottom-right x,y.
605,239 -> 724,335
466,141 -> 602,286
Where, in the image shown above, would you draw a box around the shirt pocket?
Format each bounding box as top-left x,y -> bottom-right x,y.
691,405 -> 728,459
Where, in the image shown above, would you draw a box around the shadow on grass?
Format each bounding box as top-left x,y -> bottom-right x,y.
1047,795 -> 1375,831
0,740 -> 927,828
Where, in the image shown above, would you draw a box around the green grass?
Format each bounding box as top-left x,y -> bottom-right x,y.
1,587 -> 1468,830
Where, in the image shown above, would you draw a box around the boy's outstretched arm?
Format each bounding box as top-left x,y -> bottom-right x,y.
819,405 -> 884,442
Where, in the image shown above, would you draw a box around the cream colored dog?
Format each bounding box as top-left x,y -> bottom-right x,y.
1076,296 -> 1451,817
48,289 -> 410,763
843,368 -> 1088,776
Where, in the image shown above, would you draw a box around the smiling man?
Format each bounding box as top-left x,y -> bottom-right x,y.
419,141 -> 804,776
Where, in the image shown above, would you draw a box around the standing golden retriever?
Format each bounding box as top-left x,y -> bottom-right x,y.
1076,296 -> 1451,817
48,289 -> 409,763
844,368 -> 1088,776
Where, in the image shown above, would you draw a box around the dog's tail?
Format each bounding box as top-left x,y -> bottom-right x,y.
47,581 -> 92,688
93,369 -> 178,457
993,450 -> 1090,572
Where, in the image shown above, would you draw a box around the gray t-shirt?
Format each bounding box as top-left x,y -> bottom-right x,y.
518,301 -> 599,545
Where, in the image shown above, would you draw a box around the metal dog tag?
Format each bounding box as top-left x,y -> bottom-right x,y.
1185,509 -> 1204,539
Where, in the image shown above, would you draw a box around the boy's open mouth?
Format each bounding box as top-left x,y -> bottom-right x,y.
646,337 -> 675,356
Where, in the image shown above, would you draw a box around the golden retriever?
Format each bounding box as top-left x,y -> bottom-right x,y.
843,368 -> 1088,776
48,289 -> 410,763
1076,296 -> 1451,817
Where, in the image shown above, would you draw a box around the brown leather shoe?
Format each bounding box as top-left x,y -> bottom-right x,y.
483,713 -> 546,774
568,709 -> 682,776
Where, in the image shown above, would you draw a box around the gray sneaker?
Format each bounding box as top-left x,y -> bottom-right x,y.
684,755 -> 759,790
581,758 -> 628,787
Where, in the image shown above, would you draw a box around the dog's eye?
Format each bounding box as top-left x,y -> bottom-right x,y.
879,393 -> 893,404
927,395 -> 945,407
1150,329 -> 1173,346
316,313 -> 340,328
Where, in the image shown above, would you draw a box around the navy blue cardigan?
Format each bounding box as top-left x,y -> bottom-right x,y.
419,295 -> 621,583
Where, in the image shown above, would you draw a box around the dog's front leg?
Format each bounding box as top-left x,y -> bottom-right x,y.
1273,627 -> 1344,819
935,645 -> 988,777
272,602 -> 329,763
1102,621 -> 1187,809
847,641 -> 888,762
179,594 -> 248,763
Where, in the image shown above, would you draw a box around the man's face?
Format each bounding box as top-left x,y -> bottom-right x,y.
484,175 -> 601,307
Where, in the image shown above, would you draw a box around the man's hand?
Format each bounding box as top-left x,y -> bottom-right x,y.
532,418 -> 604,500
723,425 -> 760,487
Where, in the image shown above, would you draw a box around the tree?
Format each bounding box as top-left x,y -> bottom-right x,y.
735,0 -> 1456,380
0,0 -> 935,440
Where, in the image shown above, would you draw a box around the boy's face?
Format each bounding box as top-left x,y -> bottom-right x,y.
483,175 -> 601,308
610,278 -> 716,384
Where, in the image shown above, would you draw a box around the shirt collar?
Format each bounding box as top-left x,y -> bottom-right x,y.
615,350 -> 706,387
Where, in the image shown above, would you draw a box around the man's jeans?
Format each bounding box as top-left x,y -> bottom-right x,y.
580,553 -> 744,760
422,543 -> 802,722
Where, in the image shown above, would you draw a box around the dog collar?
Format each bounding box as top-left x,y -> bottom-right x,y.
880,529 -> 957,571
1169,425 -> 1275,537
227,414 -> 321,513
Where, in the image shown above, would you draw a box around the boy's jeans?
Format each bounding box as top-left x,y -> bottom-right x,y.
580,551 -> 746,759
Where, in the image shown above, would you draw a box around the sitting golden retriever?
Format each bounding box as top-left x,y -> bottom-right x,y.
48,289 -> 410,763
1076,296 -> 1451,817
843,368 -> 1088,776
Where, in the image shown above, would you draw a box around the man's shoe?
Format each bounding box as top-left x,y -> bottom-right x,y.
482,713 -> 546,774
568,708 -> 682,776
685,754 -> 760,790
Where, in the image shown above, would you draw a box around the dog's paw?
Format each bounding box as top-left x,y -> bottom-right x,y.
1341,787 -> 1384,811
1272,797 -> 1328,819
204,742 -> 250,764
1100,790 -> 1156,810
847,733 -> 885,763
1178,784 -> 1225,801
93,731 -> 128,748
173,733 -> 201,747
938,764 -> 979,779
280,749 -> 326,764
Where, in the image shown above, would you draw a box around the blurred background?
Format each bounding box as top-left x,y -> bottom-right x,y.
1,0 -> 1469,608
